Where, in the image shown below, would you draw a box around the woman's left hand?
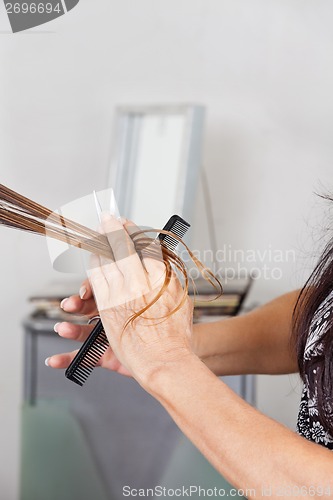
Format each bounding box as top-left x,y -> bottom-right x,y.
48,215 -> 194,391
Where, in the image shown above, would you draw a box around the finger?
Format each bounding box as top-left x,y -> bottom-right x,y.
47,348 -> 132,376
97,255 -> 122,289
60,295 -> 98,316
88,253 -> 118,290
46,350 -> 79,369
123,219 -> 146,238
124,220 -> 166,282
123,218 -> 159,242
54,322 -> 93,343
124,220 -> 163,265
87,253 -> 123,311
122,220 -> 168,296
79,279 -> 93,300
101,214 -> 146,284
46,349 -> 112,369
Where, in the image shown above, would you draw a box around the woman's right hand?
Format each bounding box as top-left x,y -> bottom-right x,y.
48,279 -> 133,377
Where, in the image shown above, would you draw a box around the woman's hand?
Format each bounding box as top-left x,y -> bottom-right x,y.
48,279 -> 133,377
47,216 -> 195,390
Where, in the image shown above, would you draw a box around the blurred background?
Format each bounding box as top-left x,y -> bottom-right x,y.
0,1 -> 332,498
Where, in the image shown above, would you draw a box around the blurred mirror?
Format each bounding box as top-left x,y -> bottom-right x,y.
109,105 -> 205,234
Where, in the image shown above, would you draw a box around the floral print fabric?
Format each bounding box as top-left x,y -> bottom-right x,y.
297,289 -> 333,449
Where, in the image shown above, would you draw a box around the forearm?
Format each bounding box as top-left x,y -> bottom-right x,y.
149,354 -> 333,499
192,290 -> 300,376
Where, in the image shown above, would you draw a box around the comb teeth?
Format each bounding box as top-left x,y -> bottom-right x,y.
65,214 -> 190,386
65,323 -> 109,386
161,236 -> 179,251
159,215 -> 190,251
162,223 -> 188,250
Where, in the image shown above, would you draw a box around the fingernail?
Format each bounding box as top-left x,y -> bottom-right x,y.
60,298 -> 69,309
53,322 -> 60,333
45,357 -> 50,367
79,286 -> 87,299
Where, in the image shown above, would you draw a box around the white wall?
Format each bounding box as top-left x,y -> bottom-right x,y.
1,0 -> 333,497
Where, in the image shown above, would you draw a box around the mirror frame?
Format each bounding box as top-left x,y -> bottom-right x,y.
108,104 -> 205,227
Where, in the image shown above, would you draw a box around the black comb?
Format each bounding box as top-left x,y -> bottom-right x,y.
65,215 -> 190,386
158,215 -> 190,251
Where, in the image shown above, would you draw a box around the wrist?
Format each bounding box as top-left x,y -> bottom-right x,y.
191,323 -> 201,356
142,349 -> 209,401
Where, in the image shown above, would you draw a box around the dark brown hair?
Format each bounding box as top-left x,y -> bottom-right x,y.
293,202 -> 333,434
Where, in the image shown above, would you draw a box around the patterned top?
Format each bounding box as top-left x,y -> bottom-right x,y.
297,289 -> 333,449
